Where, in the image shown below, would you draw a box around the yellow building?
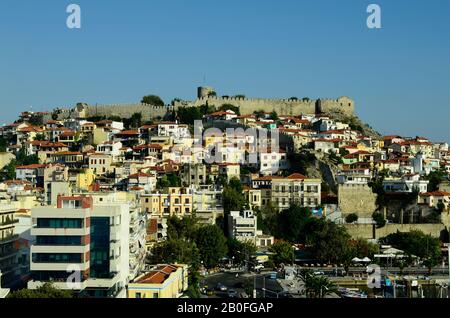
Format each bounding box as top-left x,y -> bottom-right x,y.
87,153 -> 113,175
127,264 -> 188,298
93,127 -> 110,145
74,169 -> 96,190
244,187 -> 262,210
141,187 -> 193,217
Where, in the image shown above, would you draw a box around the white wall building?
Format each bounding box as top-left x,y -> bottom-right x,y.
227,210 -> 258,245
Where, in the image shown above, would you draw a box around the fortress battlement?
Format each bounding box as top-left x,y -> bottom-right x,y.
59,86 -> 354,121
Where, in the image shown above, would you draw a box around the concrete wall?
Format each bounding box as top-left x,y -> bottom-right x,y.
344,223 -> 446,240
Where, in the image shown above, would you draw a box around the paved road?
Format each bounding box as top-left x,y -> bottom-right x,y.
202,271 -> 286,298
302,266 -> 449,277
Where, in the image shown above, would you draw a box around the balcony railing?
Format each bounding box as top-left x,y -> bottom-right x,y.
0,234 -> 19,244
0,218 -> 19,227
0,249 -> 18,260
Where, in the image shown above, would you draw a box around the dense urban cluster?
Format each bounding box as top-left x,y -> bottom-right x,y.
0,88 -> 449,299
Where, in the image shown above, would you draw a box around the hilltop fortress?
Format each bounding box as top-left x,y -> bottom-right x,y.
184,86 -> 355,116
65,86 -> 355,120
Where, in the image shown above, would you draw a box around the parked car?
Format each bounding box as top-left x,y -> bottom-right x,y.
227,289 -> 238,298
313,271 -> 325,276
216,283 -> 227,291
205,288 -> 214,296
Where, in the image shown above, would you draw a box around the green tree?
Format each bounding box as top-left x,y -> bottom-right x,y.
195,225 -> 228,269
425,169 -> 446,192
156,175 -> 171,189
345,213 -> 358,224
227,238 -> 257,266
276,205 -> 314,243
222,185 -> 246,214
372,212 -> 386,228
256,203 -> 278,236
8,283 -> 74,298
269,241 -> 294,266
301,271 -> 337,298
218,103 -> 240,115
0,137 -> 7,152
129,112 -> 142,128
269,111 -> 278,121
177,107 -> 203,125
379,230 -> 441,263
141,94 -> 164,106
309,220 -> 351,264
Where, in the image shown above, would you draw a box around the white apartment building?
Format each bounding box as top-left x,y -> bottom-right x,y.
28,195 -> 130,298
157,122 -> 190,141
193,185 -> 224,225
227,210 -> 258,245
383,173 -> 429,193
96,141 -> 123,161
259,149 -> 289,175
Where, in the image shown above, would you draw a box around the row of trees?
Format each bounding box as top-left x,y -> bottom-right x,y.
258,205 -> 379,267
148,215 -> 256,297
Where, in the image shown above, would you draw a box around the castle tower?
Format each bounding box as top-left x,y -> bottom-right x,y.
197,86 -> 215,99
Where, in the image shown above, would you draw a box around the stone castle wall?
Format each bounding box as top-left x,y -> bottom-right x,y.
74,103 -> 173,121
59,87 -> 355,120
344,223 -> 446,240
184,94 -> 354,116
338,184 -> 378,217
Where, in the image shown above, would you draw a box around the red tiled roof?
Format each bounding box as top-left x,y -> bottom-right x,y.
16,164 -> 47,169
420,191 -> 450,197
129,172 -> 151,178
286,173 -> 307,180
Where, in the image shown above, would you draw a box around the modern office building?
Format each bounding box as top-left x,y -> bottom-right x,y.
28,195 -> 130,297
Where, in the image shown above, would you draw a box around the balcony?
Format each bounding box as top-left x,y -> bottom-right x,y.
0,249 -> 18,260
0,218 -> 19,227
0,234 -> 19,244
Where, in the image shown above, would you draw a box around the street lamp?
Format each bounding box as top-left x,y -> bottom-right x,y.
261,288 -> 284,299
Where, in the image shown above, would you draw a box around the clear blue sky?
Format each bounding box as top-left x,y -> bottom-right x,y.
1,0 -> 449,142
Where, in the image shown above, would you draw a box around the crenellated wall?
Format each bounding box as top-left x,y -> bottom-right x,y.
73,103 -> 173,121
182,87 -> 355,116
56,86 -> 355,121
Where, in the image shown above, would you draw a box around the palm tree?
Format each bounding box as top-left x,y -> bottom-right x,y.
309,276 -> 337,298
299,269 -> 337,298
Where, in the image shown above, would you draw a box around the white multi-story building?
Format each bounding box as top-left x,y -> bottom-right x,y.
157,122 -> 190,141
383,173 -> 429,193
259,149 -> 289,175
193,185 -> 224,225
28,195 -> 130,298
227,210 -> 258,245
96,141 -> 123,161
